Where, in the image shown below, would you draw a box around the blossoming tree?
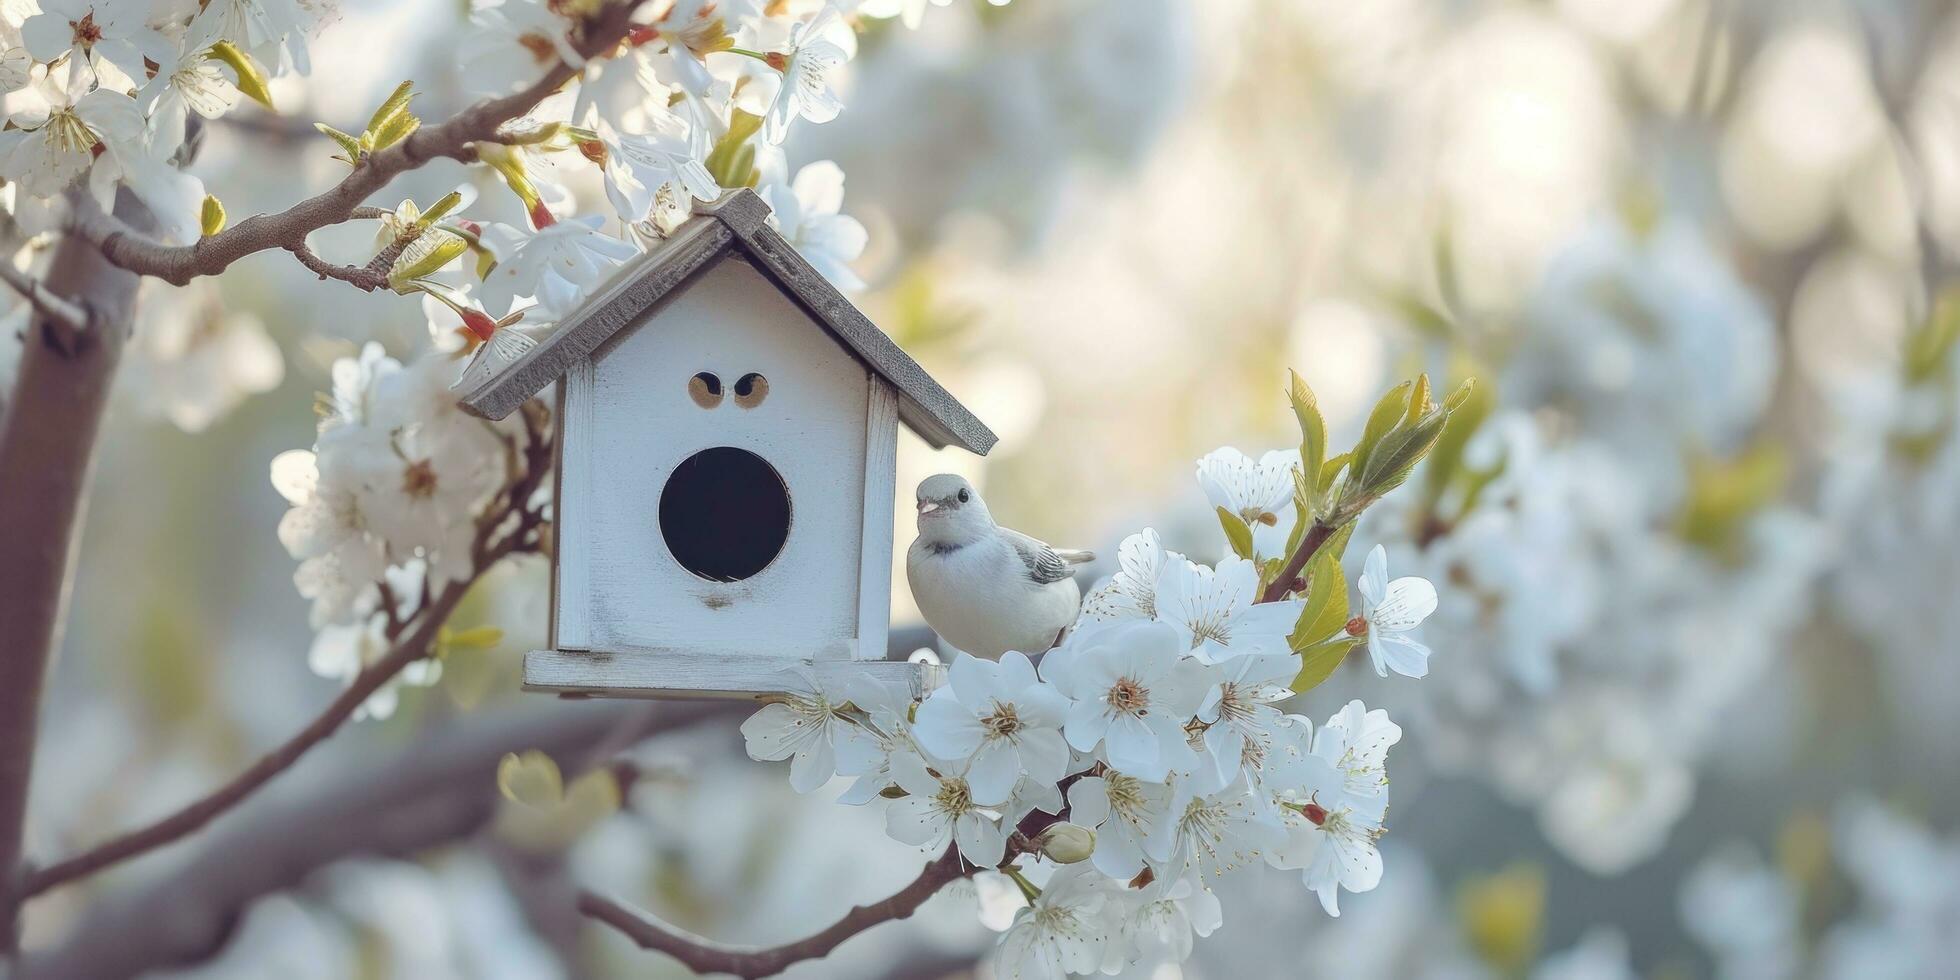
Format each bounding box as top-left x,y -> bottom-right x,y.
0,1 -> 1475,975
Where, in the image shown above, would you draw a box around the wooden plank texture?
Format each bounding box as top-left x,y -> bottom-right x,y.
857,376 -> 898,661
523,649 -> 943,702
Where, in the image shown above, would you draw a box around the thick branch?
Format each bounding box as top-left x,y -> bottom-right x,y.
0,190 -> 154,952
71,1 -> 651,286
0,263 -> 88,334
579,847 -> 974,979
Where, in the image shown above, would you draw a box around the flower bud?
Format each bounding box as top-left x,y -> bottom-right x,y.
1034,823 -> 1096,864
459,308 -> 498,342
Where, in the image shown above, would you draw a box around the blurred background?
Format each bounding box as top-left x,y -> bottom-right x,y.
8,0 -> 1960,976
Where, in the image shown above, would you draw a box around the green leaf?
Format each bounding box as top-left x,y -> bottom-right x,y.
367,80 -> 415,136
209,42 -> 274,111
1424,375 -> 1493,504
1404,373 -> 1432,427
1217,506 -> 1255,561
370,109 -> 421,152
1355,409 -> 1448,505
478,143 -> 542,210
705,109 -> 764,188
1289,548 -> 1349,651
1676,443 -> 1789,556
1442,377 -> 1478,414
314,123 -> 363,162
1288,370 -> 1327,489
1283,467 -> 1313,558
389,232 -> 468,291
1350,380 -> 1414,481
446,625 -> 505,651
1292,637 -> 1360,694
1905,290 -> 1960,385
1318,452 -> 1349,495
199,195 -> 226,237
419,190 -> 464,225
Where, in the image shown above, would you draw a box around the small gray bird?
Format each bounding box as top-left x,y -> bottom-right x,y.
906,474 -> 1094,660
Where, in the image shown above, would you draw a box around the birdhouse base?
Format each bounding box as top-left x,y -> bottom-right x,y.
522,649 -> 943,702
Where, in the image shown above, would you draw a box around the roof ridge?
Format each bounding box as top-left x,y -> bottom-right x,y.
455,189 -> 996,455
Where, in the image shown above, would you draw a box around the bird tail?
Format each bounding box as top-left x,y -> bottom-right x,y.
1054,549 -> 1095,565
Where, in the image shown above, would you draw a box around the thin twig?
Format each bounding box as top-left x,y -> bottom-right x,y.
69,0 -> 654,286
1258,520 -> 1336,604
578,847 -> 975,979
0,263 -> 89,333
285,241 -> 389,291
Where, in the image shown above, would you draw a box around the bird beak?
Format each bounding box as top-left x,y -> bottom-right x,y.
917,500 -> 939,515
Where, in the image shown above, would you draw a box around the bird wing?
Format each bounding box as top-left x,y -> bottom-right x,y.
1002,528 -> 1094,585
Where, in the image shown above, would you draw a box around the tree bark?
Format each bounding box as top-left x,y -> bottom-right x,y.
0,193 -> 152,951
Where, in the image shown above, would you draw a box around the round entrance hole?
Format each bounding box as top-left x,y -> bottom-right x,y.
658,447 -> 791,582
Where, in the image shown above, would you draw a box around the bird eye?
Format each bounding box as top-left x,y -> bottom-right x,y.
733,372 -> 768,408
957,488 -> 970,503
688,372 -> 723,408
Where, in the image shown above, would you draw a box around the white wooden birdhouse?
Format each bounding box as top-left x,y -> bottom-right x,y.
458,189 -> 994,700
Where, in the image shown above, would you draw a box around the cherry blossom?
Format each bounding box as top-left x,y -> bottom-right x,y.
1357,544 -> 1438,678
1152,556 -> 1302,664
1041,619 -> 1208,782
911,651 -> 1071,804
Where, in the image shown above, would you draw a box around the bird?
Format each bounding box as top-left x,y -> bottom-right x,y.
906,474 -> 1095,660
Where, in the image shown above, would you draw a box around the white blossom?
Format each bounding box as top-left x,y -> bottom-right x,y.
187,0 -> 316,76
912,651 -> 1070,804
1152,556 -> 1302,664
993,863 -> 1114,980
125,286 -> 282,433
21,0 -> 171,86
1265,704 -> 1398,916
271,446 -> 386,629
739,671 -> 876,794
762,5 -> 852,144
138,47 -> 242,157
595,116 -> 718,225
1151,777 -> 1287,879
308,620 -> 441,721
1357,544 -> 1437,678
1041,619 -> 1207,782
1081,528 -> 1178,622
761,160 -> 867,291
1193,651 -> 1298,790
478,215 -> 638,320
459,0 -> 582,97
1196,447 -> 1299,560
1064,770 -> 1173,879
1116,871 -> 1222,969
884,750 -> 1007,867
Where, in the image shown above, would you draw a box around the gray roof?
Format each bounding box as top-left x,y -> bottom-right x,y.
455,189 -> 995,455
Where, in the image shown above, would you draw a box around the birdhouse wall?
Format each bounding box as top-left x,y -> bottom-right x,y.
552,255 -> 892,661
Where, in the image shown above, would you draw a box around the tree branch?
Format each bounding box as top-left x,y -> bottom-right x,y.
16,701 -> 734,979
16,627 -> 939,978
0,190 -> 155,952
17,404 -> 553,901
578,847 -> 976,980
1258,520 -> 1336,603
0,264 -> 88,335
69,0 -> 652,286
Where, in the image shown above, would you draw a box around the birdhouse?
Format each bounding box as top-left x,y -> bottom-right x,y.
457,189 -> 994,700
